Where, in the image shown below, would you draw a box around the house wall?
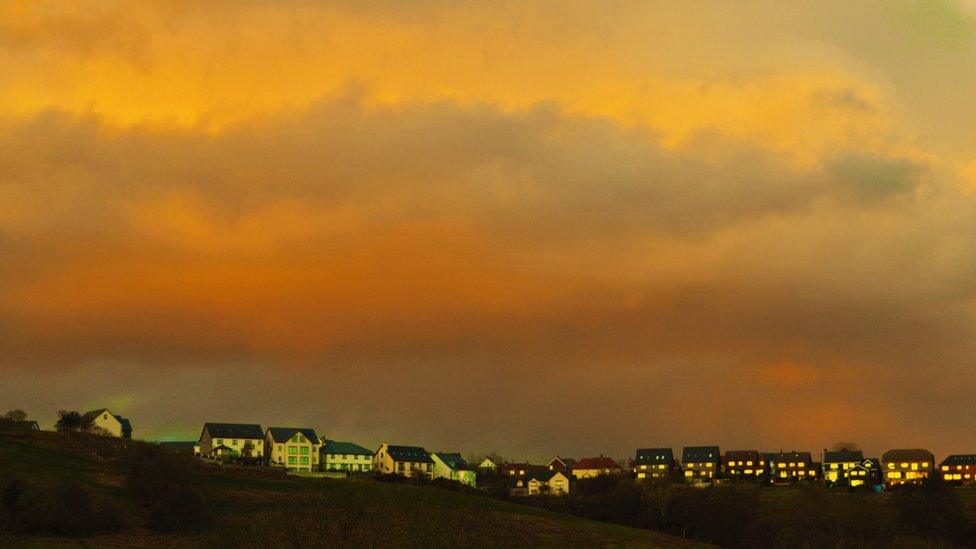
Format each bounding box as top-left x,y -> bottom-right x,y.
89,412 -> 123,437
323,452 -> 373,472
883,458 -> 933,485
266,432 -> 320,471
373,444 -> 395,474
199,430 -> 264,458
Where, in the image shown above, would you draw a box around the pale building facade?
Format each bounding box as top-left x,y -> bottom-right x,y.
198,423 -> 264,458
265,427 -> 321,472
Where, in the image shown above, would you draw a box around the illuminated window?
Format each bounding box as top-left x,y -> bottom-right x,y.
746,461 -> 753,466
901,462 -> 908,468
778,462 -> 786,468
922,463 -> 929,468
942,466 -> 950,471
658,464 -> 666,469
728,461 -> 735,467
887,463 -> 895,469
798,462 -> 805,468
684,471 -> 693,477
745,469 -> 753,474
706,463 -> 713,468
911,463 -> 918,471
788,462 -> 795,467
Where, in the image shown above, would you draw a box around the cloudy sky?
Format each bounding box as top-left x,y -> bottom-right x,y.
2,0 -> 976,460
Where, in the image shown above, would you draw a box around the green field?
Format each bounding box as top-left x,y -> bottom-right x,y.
0,432 -> 707,548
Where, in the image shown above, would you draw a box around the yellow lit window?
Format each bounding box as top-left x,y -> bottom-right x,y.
778,462 -> 787,468
746,461 -> 753,466
706,463 -> 713,468
640,465 -> 647,470
922,463 -> 929,468
728,461 -> 735,467
887,463 -> 895,469
684,471 -> 693,477
788,462 -> 795,467
745,469 -> 753,474
942,466 -> 950,471
911,463 -> 918,471
658,464 -> 666,469
798,462 -> 805,468
901,462 -> 908,468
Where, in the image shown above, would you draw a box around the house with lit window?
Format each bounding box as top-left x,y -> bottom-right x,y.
199,423 -> 264,459
882,448 -> 934,486
373,443 -> 434,478
265,427 -> 321,472
500,462 -> 547,478
511,470 -> 571,496
321,440 -> 374,474
478,457 -> 499,471
634,448 -> 676,482
682,446 -> 720,484
570,456 -> 623,479
848,458 -> 881,488
547,456 -> 576,474
823,449 -> 863,486
80,409 -> 132,439
766,451 -> 817,483
939,455 -> 976,485
431,452 -> 477,487
723,450 -> 765,481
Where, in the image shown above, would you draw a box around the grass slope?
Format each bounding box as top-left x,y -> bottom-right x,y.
0,432 -> 707,548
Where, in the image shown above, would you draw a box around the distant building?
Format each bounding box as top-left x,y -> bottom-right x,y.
159,441 -> 198,455
570,456 -> 623,479
882,449 -> 934,486
500,462 -> 547,478
939,455 -> 976,485
0,419 -> 39,434
766,451 -> 817,483
723,450 -> 765,481
512,470 -> 571,496
547,456 -> 576,474
848,458 -> 882,488
634,448 -> 676,482
823,449 -> 864,486
198,423 -> 264,459
373,443 -> 434,478
321,440 -> 374,473
80,409 -> 132,439
682,446 -> 720,484
265,427 -> 321,472
431,452 -> 477,487
478,457 -> 500,471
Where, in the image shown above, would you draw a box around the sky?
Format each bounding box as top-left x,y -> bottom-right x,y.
2,0 -> 976,461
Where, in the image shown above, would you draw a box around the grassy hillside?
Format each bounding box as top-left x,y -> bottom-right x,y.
0,431 -> 707,548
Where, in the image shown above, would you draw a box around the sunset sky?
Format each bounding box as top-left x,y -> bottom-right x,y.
3,1 -> 976,460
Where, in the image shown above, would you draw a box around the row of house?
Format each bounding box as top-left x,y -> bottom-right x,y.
66,410 -> 976,491
629,446 -> 960,488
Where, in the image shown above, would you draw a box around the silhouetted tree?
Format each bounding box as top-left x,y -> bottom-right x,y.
54,411 -> 83,433
2,410 -> 27,422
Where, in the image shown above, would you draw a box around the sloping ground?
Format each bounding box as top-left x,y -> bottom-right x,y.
0,432 -> 708,548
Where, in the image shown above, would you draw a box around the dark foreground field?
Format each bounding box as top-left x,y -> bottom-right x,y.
0,431 -> 705,548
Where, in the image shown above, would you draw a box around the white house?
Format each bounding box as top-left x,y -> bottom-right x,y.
321,440 -> 374,473
431,452 -> 477,487
479,457 -> 499,471
265,427 -> 321,472
80,409 -> 132,439
373,443 -> 433,478
512,470 -> 571,496
198,423 -> 264,459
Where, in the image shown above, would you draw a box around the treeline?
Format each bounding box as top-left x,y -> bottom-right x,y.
512,475 -> 976,547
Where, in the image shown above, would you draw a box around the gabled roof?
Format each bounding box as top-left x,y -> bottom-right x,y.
852,458 -> 880,470
635,448 -> 674,464
940,455 -> 976,466
386,445 -> 433,463
682,446 -> 720,463
824,449 -> 863,463
323,440 -> 373,455
767,451 -> 813,462
882,449 -> 934,463
724,450 -> 761,461
434,452 -> 473,472
572,456 -> 621,470
79,409 -> 110,426
201,423 -> 264,440
548,456 -> 576,467
267,427 -> 319,443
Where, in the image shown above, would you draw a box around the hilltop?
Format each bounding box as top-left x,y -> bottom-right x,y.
0,430 -> 707,547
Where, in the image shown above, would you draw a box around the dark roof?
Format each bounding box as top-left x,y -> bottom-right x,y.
767,451 -> 813,462
0,419 -> 39,433
724,450 -> 761,461
79,409 -> 108,426
526,470 -> 558,482
572,456 -> 621,470
159,441 -> 197,453
500,462 -> 546,471
387,445 -> 433,463
825,449 -> 863,463
682,446 -> 720,463
941,455 -> 976,466
115,416 -> 132,434
267,427 -> 319,443
322,440 -> 373,455
882,449 -> 934,463
635,448 -> 674,464
202,423 -> 264,440
434,452 -> 473,472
